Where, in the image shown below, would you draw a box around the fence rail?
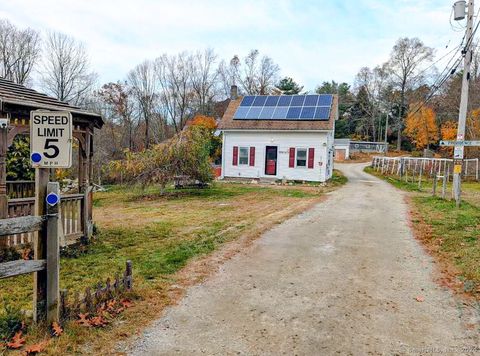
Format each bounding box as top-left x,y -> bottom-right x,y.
4,193 -> 86,247
371,156 -> 479,180
7,180 -> 35,199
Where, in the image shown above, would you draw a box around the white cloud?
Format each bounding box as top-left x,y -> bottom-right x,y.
0,0 -> 467,90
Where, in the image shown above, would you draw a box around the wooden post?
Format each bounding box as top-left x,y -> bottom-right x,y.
418,161 -> 423,190
60,289 -> 68,320
46,182 -> 60,324
442,170 -> 447,199
125,260 -> 132,290
33,168 -> 49,322
0,125 -> 8,248
476,158 -> 479,181
432,171 -> 438,197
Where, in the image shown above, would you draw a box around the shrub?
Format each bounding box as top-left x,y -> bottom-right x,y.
108,126 -> 214,190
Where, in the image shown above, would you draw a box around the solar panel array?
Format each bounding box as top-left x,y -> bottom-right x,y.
233,94 -> 333,121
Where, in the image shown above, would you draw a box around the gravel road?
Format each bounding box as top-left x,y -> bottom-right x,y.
128,163 -> 478,355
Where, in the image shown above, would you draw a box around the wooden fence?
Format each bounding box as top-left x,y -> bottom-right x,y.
0,182 -> 60,324
371,156 -> 479,180
59,261 -> 132,320
7,180 -> 35,199
4,193 -> 86,247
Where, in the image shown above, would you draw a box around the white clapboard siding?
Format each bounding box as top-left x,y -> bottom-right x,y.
222,130 -> 334,182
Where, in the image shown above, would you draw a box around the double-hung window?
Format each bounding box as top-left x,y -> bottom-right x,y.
239,147 -> 249,165
296,148 -> 307,167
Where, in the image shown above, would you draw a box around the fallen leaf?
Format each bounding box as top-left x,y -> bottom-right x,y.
23,340 -> 48,355
415,296 -> 425,302
88,316 -> 108,327
76,313 -> 90,326
7,331 -> 26,349
121,299 -> 133,309
51,322 -> 63,337
22,248 -> 32,260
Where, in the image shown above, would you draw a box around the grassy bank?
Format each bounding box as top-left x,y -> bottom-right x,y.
0,171 -> 346,354
365,166 -> 480,298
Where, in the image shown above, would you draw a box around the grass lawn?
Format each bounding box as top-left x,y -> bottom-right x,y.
0,171 -> 346,354
365,166 -> 480,298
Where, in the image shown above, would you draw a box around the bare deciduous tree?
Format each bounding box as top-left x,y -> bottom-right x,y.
97,82 -> 136,151
218,55 -> 240,98
354,65 -> 389,141
128,60 -> 158,148
155,52 -> 193,133
190,48 -> 218,115
218,50 -> 280,96
0,19 -> 41,85
41,31 -> 97,105
386,37 -> 434,150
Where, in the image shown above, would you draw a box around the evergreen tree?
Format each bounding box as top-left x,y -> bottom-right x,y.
275,77 -> 303,95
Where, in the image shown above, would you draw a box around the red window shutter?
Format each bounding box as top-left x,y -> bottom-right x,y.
249,147 -> 255,166
233,146 -> 238,166
289,148 -> 295,168
308,148 -> 315,169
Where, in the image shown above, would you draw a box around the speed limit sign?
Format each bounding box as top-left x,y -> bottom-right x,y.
30,110 -> 73,168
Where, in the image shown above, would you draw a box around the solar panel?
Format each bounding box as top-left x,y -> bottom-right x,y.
286,107 -> 302,119
240,96 -> 255,106
290,95 -> 306,106
233,94 -> 333,121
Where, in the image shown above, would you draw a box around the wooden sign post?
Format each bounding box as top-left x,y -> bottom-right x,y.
30,110 -> 72,323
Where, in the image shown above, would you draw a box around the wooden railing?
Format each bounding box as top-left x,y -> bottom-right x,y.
0,182 -> 61,324
60,194 -> 84,240
7,180 -> 35,199
5,193 -> 86,246
371,156 -> 480,180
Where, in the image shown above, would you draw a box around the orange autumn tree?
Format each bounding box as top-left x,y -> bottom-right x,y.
189,115 -> 217,131
440,120 -> 457,156
404,103 -> 438,149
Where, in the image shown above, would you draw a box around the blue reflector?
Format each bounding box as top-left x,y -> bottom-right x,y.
304,95 -> 318,106
300,107 -> 316,119
259,107 -> 275,119
277,96 -> 292,106
240,96 -> 255,106
265,96 -> 279,106
248,107 -> 263,118
286,107 -> 302,119
291,95 -> 306,106
233,106 -> 250,119
314,106 -> 331,120
318,95 -> 333,106
253,96 -> 267,106
273,107 -> 289,118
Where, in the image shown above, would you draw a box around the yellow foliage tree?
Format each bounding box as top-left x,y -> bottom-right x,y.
404,103 -> 438,149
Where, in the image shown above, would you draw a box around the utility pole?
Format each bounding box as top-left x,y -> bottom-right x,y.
453,0 -> 474,207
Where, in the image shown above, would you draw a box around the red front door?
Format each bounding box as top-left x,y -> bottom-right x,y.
265,146 -> 277,175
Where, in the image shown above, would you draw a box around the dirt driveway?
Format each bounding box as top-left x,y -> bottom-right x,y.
128,163 -> 478,355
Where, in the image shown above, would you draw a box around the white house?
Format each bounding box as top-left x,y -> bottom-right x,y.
218,91 -> 338,182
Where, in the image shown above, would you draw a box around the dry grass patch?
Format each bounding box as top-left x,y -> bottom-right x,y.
0,173 -> 345,354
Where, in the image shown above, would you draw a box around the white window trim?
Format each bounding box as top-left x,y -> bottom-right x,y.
238,146 -> 250,166
295,147 -> 308,169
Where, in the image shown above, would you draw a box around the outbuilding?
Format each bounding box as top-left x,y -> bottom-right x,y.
334,138 -> 350,161
218,90 -> 338,182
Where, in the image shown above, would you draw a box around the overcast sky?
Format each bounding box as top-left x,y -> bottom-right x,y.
0,0 -> 466,92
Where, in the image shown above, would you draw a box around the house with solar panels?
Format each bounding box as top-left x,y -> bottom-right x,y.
217,88 -> 338,182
